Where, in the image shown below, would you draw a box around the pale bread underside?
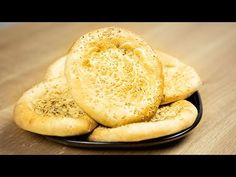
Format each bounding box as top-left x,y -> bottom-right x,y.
45,56 -> 67,80
88,100 -> 198,142
65,27 -> 164,127
14,78 -> 97,137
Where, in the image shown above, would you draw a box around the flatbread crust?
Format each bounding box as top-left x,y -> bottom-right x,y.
156,51 -> 202,104
45,56 -> 67,80
65,27 -> 164,127
14,77 -> 97,137
44,50 -> 201,106
88,100 -> 198,142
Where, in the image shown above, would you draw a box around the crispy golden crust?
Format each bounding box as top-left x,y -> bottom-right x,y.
45,56 -> 67,80
88,100 -> 198,142
65,27 -> 164,127
14,78 -> 97,137
156,51 -> 202,105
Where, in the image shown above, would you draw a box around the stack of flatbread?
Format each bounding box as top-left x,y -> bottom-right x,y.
14,27 -> 201,142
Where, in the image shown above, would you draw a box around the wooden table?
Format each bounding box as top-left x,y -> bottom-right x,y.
0,23 -> 235,154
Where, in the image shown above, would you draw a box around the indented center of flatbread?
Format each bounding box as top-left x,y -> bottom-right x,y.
32,87 -> 85,118
151,103 -> 183,121
81,46 -> 157,105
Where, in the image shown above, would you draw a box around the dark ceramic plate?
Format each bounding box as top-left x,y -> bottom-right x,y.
46,92 -> 203,149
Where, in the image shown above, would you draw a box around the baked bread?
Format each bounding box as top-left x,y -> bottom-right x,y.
45,50 -> 201,106
65,27 -> 164,127
156,51 -> 202,105
45,56 -> 67,80
14,77 -> 97,136
88,100 -> 197,142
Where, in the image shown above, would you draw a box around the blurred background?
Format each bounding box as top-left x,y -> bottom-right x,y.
0,22 -> 19,28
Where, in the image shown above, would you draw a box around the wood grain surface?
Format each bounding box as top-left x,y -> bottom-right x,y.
0,23 -> 235,154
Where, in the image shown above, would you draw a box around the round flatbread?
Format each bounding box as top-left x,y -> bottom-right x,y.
14,77 -> 97,137
65,27 -> 164,127
45,56 -> 67,80
156,51 -> 202,105
44,51 -> 201,106
88,100 -> 197,142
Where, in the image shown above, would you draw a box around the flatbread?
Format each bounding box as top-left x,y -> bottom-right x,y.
44,50 -> 201,106
88,100 -> 198,142
65,27 -> 164,127
14,77 -> 97,137
156,51 -> 202,104
45,56 -> 67,80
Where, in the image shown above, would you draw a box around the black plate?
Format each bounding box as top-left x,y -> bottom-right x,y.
46,92 -> 203,149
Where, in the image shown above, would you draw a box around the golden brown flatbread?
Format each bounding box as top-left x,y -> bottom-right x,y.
44,50 -> 201,106
65,27 -> 164,127
14,78 -> 97,136
88,100 -> 198,142
45,56 -> 67,80
156,51 -> 202,104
